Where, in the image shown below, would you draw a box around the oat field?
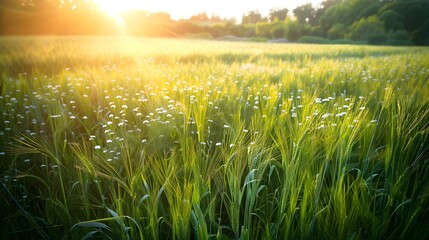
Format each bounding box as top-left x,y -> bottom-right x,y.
1,37 -> 429,239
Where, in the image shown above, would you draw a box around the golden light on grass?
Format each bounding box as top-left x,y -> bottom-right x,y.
1,35 -> 429,240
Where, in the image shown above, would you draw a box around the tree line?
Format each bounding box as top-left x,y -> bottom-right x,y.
1,0 -> 428,45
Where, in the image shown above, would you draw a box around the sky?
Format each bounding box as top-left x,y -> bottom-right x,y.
94,0 -> 322,21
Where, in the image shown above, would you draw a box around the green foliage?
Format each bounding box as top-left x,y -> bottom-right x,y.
226,24 -> 252,38
293,3 -> 314,24
367,32 -> 388,45
184,32 -> 213,40
355,2 -> 379,20
248,37 -> 267,42
403,2 -> 429,32
285,18 -> 302,42
327,24 -> 348,40
379,10 -> 404,31
313,0 -> 429,45
411,18 -> 429,46
385,30 -> 413,46
242,11 -> 262,24
320,4 -> 350,33
349,16 -> 385,41
268,8 -> 289,22
255,21 -> 272,38
1,37 -> 429,239
271,24 -> 286,39
330,38 -> 365,45
385,39 -> 413,46
297,36 -> 331,44
346,0 -> 379,24
308,25 -> 325,37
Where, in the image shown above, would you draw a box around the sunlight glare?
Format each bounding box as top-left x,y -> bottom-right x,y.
93,0 -> 131,26
93,0 -> 129,16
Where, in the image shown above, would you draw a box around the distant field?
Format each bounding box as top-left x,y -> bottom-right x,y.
1,37 -> 429,239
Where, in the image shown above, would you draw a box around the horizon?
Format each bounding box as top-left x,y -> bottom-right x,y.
93,0 -> 322,22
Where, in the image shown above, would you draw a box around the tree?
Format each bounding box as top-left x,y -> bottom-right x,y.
411,18 -> 429,45
309,0 -> 340,26
190,13 -> 209,21
293,3 -> 314,24
272,24 -> 286,38
319,4 -> 349,35
379,10 -> 404,31
285,18 -> 301,41
241,11 -> 262,24
403,2 -> 429,32
255,21 -> 272,38
346,0 -> 378,25
0,0 -> 117,35
320,0 -> 341,10
327,24 -> 348,40
355,2 -> 379,21
210,14 -> 222,22
349,16 -> 385,41
268,8 -> 288,22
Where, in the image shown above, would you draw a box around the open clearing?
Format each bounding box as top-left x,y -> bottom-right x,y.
1,37 -> 429,239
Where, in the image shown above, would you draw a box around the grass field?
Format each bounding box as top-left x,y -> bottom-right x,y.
1,37 -> 429,239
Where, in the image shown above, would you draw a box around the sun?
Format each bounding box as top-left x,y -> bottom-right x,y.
93,0 -> 137,25
93,0 -> 130,15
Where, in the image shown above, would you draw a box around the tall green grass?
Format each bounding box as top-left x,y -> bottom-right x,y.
1,36 -> 428,239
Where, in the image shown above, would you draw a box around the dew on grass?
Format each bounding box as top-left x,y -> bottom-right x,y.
321,113 -> 330,119
336,112 -> 346,117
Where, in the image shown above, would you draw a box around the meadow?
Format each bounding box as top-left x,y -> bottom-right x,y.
0,37 -> 428,239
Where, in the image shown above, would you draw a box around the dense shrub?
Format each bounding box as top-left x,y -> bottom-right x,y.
368,32 -> 388,45
386,30 -> 413,46
385,39 -> 414,46
183,32 -> 213,40
249,37 -> 268,42
271,25 -> 286,39
297,36 -> 331,44
331,39 -> 365,45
